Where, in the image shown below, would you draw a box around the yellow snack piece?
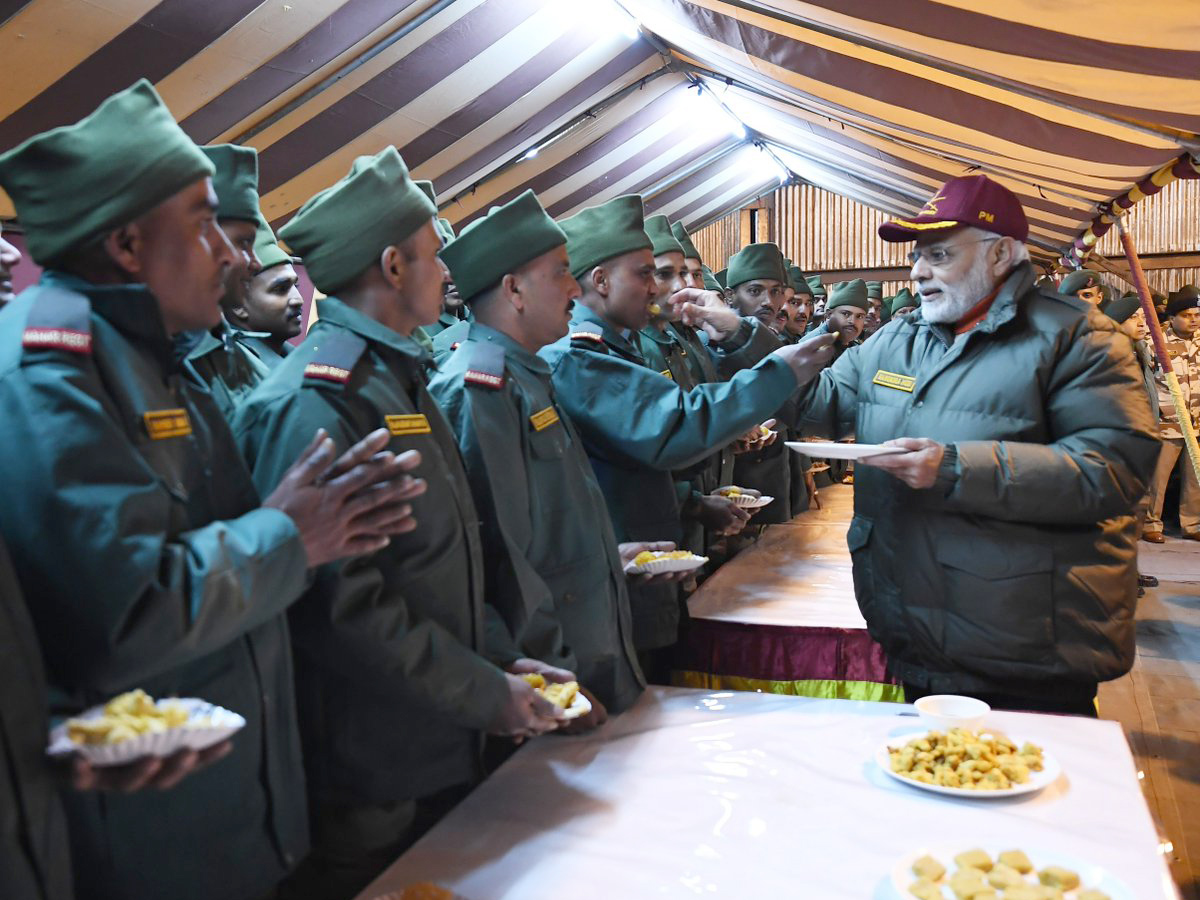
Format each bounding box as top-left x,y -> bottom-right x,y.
954,849 -> 993,873
997,850 -> 1033,875
950,868 -> 987,900
1076,891 -> 1111,900
519,673 -> 546,689
1037,867 -> 1079,891
631,550 -> 694,566
987,863 -> 1024,890
540,681 -> 579,709
1000,888 -> 1040,900
65,689 -> 194,746
759,424 -> 771,435
912,855 -> 946,882
648,303 -> 662,316
908,878 -> 943,900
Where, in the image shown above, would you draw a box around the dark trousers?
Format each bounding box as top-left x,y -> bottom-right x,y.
902,682 -> 1098,718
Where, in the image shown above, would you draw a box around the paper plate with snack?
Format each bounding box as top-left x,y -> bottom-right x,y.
623,549 -> 708,575
893,846 -> 1132,900
710,485 -> 774,509
876,727 -> 1061,799
47,689 -> 245,767
520,674 -> 592,720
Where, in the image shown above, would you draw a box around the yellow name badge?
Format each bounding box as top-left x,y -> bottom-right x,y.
873,370 -> 917,393
660,369 -> 673,380
385,414 -> 432,436
143,408 -> 192,440
529,406 -> 560,431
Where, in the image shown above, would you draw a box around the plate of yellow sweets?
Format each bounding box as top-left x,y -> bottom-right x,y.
893,846 -> 1132,900
711,485 -> 774,509
877,728 -> 1060,798
623,549 -> 708,575
47,688 -> 245,767
519,674 -> 592,720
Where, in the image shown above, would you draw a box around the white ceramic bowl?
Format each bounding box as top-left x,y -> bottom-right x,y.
913,694 -> 990,732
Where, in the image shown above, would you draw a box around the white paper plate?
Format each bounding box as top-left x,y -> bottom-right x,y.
786,440 -> 908,461
48,698 -> 246,767
876,730 -> 1061,800
891,846 -> 1134,900
624,553 -> 708,575
557,690 -> 592,721
711,488 -> 774,509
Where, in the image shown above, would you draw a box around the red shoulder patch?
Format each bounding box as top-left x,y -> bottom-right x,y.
304,363 -> 352,383
464,370 -> 505,390
23,327 -> 92,355
570,330 -> 604,343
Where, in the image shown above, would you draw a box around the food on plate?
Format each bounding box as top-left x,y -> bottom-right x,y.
715,486 -> 743,497
66,689 -> 191,746
901,850 -> 1108,899
888,729 -> 1044,790
1038,868 -> 1081,891
518,674 -> 579,709
631,549 -> 695,566
759,424 -> 771,436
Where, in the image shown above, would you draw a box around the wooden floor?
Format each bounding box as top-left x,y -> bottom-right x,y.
779,483 -> 1200,897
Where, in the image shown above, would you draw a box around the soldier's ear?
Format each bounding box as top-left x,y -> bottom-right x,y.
103,223 -> 144,279
501,273 -> 524,312
228,301 -> 250,323
589,265 -> 608,297
379,245 -> 406,291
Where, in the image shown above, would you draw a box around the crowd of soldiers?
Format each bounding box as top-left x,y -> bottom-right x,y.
0,79 -> 1174,900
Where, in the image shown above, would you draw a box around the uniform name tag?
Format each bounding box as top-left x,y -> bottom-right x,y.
873,370 -> 916,393
23,327 -> 92,354
529,406 -> 560,431
386,414 -> 432,436
143,408 -> 192,440
304,363 -> 352,383
659,369 -> 673,380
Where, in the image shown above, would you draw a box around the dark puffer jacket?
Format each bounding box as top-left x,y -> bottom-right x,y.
795,262 -> 1160,693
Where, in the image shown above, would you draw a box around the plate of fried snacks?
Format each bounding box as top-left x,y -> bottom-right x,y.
785,440 -> 908,460
893,846 -> 1132,900
520,674 -> 592,720
623,549 -> 708,575
711,485 -> 774,509
877,728 -> 1060,798
47,689 -> 245,766
368,883 -> 470,900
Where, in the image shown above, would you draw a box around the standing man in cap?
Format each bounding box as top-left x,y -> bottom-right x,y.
806,274 -> 827,333
430,189 -> 646,721
863,281 -> 885,339
541,196 -> 836,677
723,242 -> 788,328
0,81 -> 422,900
0,225 -> 19,307
822,279 -> 870,359
889,287 -> 920,318
225,218 -> 305,367
1143,285 -> 1200,543
777,265 -> 814,342
1058,269 -> 1105,306
233,149 -> 568,899
790,174 -> 1158,714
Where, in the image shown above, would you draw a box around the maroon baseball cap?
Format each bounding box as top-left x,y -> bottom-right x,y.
879,174 -> 1028,243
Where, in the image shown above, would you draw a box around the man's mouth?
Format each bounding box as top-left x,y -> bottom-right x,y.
920,287 -> 942,300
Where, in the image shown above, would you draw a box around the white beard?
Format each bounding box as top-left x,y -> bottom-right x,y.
919,259 -> 998,324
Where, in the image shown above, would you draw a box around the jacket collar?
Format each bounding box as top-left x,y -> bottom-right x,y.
570,303 -> 641,358
318,296 -> 431,366
468,322 -> 551,376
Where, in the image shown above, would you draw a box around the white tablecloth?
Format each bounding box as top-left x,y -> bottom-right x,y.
357,687 -> 1179,900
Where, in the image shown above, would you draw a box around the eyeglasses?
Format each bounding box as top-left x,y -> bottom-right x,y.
907,236 -> 999,267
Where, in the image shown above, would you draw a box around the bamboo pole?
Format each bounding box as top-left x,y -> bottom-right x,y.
1114,215 -> 1200,483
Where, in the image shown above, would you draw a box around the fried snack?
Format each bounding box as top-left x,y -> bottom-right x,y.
1076,891 -> 1111,900
1037,867 -> 1080,891
912,855 -> 946,881
1000,887 -> 1041,900
648,303 -> 662,316
66,689 -> 191,746
998,850 -> 1034,875
519,673 -> 547,689
759,424 -> 771,436
949,867 -> 987,900
631,550 -> 695,566
716,486 -> 743,497
540,681 -> 579,709
889,729 -> 1044,791
954,850 -> 993,873
908,878 -> 942,900
987,863 -> 1024,890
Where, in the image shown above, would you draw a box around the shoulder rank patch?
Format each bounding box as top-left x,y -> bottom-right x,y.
22,287 -> 92,356
872,369 -> 916,393
529,406 -> 560,431
659,369 -> 673,380
463,341 -> 506,390
570,330 -> 605,343
144,408 -> 192,440
303,332 -> 367,386
386,414 -> 432,436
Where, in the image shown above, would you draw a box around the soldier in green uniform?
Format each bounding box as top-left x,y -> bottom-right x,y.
777,264 -> 814,343
429,189 -> 647,722
823,279 -> 870,358
0,223 -> 19,307
889,287 -> 920,318
1058,269 -> 1104,306
0,80 -> 419,900
233,148 -> 567,900
222,218 -> 304,367
805,274 -> 827,333
539,195 -> 836,679
863,280 -> 885,339
180,144 -> 277,419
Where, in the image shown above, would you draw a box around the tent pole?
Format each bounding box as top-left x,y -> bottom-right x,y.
1115,215 -> 1200,484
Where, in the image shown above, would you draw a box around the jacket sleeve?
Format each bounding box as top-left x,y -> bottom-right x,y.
709,318 -> 783,378
944,324 -> 1160,524
550,348 -> 799,472
0,359 -> 308,694
790,342 -> 865,439
434,381 -> 576,674
234,390 -> 511,730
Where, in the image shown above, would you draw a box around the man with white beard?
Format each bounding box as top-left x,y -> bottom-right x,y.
790,174 -> 1159,715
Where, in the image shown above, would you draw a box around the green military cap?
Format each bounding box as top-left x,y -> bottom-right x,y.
0,79 -> 213,266
714,268 -> 728,289
415,180 -> 437,206
701,265 -> 723,292
279,146 -> 435,294
865,281 -> 883,300
644,214 -> 684,258
826,279 -> 869,311
726,242 -> 785,289
805,275 -> 826,299
789,265 -> 810,295
1167,284 -> 1200,316
1104,294 -> 1141,324
889,287 -> 919,315
436,217 -> 456,243
559,194 -> 652,280
253,215 -> 292,270
671,221 -> 702,261
440,189 -> 566,303
1059,269 -> 1101,295
201,144 -> 260,223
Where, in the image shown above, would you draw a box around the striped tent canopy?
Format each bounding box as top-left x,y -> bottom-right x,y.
1,0 -> 1198,262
